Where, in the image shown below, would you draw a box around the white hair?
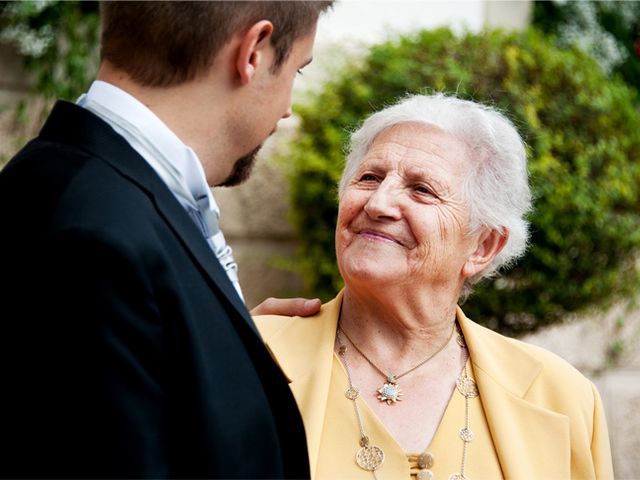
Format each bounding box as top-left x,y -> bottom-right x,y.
338,93 -> 533,295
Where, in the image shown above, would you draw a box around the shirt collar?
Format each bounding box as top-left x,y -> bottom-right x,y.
78,80 -> 217,212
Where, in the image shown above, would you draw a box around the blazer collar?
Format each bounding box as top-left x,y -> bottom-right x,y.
39,101 -> 253,331
457,307 -> 571,479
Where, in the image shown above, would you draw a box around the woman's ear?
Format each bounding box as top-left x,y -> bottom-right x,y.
462,227 -> 509,278
235,20 -> 274,85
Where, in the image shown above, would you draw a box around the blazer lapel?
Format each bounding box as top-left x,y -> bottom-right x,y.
264,292 -> 343,478
39,101 -> 253,331
457,308 -> 571,479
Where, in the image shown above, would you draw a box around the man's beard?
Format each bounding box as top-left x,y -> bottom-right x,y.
216,145 -> 261,187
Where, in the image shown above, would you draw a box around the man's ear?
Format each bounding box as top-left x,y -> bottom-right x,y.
235,20 -> 274,85
462,227 -> 509,278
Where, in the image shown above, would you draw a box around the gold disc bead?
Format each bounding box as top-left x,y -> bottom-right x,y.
456,376 -> 478,398
417,452 -> 434,469
459,426 -> 475,442
356,445 -> 385,471
345,386 -> 359,400
417,469 -> 434,480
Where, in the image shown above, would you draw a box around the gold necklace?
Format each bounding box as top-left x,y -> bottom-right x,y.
336,324 -> 478,479
340,321 -> 456,405
336,333 -> 385,477
451,331 -> 478,480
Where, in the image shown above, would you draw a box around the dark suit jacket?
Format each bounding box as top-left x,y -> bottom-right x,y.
0,101 -> 310,479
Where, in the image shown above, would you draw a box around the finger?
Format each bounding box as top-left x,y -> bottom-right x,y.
250,297 -> 321,317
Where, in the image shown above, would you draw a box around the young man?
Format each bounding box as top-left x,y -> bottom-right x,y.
0,2 -> 331,478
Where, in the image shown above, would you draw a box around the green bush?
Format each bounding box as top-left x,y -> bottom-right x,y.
284,27 -> 640,336
532,0 -> 640,95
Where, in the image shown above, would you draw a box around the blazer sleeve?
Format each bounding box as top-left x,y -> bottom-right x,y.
591,383 -> 614,479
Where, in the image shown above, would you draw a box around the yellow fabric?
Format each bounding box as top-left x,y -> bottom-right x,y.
314,354 -> 503,479
255,291 -> 614,480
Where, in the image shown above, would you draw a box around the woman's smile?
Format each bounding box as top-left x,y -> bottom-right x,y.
357,228 -> 403,245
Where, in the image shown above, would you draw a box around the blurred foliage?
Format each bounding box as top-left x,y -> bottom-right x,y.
533,0 -> 640,94
283,27 -> 640,336
0,0 -> 99,102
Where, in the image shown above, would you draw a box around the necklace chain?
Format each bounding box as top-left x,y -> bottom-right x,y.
336,323 -> 477,479
340,321 -> 456,405
340,322 -> 455,382
337,330 -> 383,479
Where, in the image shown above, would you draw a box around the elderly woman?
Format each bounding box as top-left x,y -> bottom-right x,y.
256,94 -> 613,479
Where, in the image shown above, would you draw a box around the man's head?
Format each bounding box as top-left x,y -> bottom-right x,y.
99,1 -> 332,186
100,1 -> 332,87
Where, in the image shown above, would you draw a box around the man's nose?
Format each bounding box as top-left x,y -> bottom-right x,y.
282,106 -> 293,119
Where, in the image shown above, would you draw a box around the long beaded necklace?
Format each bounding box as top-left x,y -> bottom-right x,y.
336,323 -> 479,479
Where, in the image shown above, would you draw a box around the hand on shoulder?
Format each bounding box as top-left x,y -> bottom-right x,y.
250,297 -> 321,317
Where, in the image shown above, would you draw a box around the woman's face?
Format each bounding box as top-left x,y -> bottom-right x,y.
336,122 -> 482,292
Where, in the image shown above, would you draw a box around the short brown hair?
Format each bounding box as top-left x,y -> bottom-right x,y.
100,1 -> 332,88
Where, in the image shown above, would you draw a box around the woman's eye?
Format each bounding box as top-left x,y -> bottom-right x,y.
415,185 -> 432,194
359,174 -> 378,182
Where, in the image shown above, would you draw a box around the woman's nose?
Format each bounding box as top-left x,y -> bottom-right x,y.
363,180 -> 401,220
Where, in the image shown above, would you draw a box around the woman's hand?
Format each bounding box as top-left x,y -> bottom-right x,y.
250,297 -> 321,317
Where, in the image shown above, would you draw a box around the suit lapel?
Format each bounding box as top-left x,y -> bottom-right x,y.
39,101 -> 253,332
457,308 -> 571,479
147,182 -> 251,324
264,293 -> 343,478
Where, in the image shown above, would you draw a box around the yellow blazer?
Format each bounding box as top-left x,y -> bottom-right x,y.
256,292 -> 614,479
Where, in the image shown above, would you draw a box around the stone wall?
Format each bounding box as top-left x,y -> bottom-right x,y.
0,45 -> 43,166
0,44 -> 26,162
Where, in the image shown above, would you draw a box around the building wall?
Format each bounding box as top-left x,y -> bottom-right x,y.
484,0 -> 533,30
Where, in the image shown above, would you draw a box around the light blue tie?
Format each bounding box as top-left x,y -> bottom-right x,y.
187,194 -> 243,301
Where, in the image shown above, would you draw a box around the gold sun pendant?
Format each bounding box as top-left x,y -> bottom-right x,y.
377,377 -> 403,405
